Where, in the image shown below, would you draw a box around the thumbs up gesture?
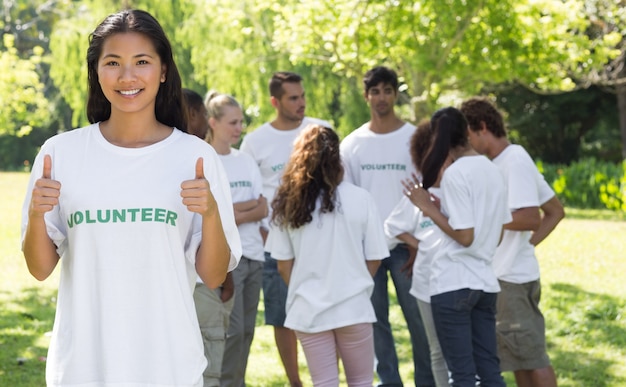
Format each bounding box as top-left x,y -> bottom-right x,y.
29,154 -> 61,218
181,157 -> 218,217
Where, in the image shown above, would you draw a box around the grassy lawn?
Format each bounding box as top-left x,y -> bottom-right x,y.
1,171 -> 625,386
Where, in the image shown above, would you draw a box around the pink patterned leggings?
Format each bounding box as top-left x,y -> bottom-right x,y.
295,323 -> 374,386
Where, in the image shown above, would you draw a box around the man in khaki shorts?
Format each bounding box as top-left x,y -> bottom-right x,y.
461,97 -> 565,387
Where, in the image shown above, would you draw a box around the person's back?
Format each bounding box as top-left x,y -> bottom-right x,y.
239,72 -> 331,387
270,124 -> 387,386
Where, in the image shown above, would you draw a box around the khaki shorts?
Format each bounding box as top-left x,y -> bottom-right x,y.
496,280 -> 552,371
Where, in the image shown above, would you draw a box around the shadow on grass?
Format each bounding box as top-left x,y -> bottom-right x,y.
543,282 -> 626,387
0,286 -> 57,387
385,282 -> 626,387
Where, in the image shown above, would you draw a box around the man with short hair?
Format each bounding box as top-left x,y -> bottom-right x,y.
240,72 -> 331,387
461,96 -> 565,387
340,66 -> 435,387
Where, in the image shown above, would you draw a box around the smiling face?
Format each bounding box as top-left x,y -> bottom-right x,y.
97,32 -> 166,118
210,104 -> 244,147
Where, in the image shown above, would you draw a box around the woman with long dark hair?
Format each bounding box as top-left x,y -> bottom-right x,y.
404,107 -> 510,387
21,9 -> 241,386
269,124 -> 388,386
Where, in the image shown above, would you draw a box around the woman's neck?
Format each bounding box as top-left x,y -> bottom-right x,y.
100,112 -> 171,148
450,145 -> 479,162
210,139 -> 231,155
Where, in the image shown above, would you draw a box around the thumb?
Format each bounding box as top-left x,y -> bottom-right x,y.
195,157 -> 205,179
42,154 -> 52,179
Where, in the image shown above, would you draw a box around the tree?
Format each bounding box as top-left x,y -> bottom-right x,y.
0,34 -> 50,167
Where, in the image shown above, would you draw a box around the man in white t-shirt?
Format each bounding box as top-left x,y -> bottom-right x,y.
340,66 -> 435,387
239,72 -> 331,387
461,97 -> 565,387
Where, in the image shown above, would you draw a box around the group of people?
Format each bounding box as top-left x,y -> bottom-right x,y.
20,8 -> 565,387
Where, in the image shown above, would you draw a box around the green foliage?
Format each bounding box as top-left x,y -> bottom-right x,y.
493,84 -> 620,164
540,158 -> 626,210
0,35 -> 51,169
3,172 -> 626,386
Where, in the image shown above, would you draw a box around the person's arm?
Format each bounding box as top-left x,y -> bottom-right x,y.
22,154 -> 61,281
366,260 -> 381,277
396,232 -> 419,250
504,207 -> 541,231
396,233 -> 417,276
403,182 -> 474,247
530,195 -> 565,246
220,272 -> 235,302
234,195 -> 268,226
277,259 -> 294,285
233,199 -> 258,212
182,158 -> 231,289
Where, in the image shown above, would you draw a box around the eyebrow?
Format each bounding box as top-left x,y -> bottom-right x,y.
100,53 -> 155,59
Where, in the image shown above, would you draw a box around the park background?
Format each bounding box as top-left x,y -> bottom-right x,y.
1,0 -> 626,385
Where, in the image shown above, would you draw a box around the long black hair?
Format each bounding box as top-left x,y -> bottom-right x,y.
86,9 -> 186,131
421,107 -> 468,189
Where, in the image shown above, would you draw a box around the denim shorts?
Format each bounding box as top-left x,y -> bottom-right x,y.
262,253 -> 288,326
496,279 -> 551,371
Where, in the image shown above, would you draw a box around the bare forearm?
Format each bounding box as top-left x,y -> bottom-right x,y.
504,207 -> 541,232
277,259 -> 294,285
22,216 -> 59,281
235,202 -> 267,225
396,232 -> 419,250
530,196 -> 565,246
196,211 -> 231,288
233,199 -> 258,212
427,208 -> 474,247
366,260 -> 381,277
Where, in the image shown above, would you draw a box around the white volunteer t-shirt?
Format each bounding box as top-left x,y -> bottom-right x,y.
269,182 -> 389,333
239,117 -> 332,207
492,144 -> 555,283
384,188 -> 444,302
429,155 -> 511,296
218,148 -> 265,262
21,124 -> 241,387
340,122 -> 417,248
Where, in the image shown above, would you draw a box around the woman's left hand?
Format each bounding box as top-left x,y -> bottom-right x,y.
181,157 -> 218,218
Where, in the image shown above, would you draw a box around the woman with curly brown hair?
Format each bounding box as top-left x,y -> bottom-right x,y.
269,124 -> 389,386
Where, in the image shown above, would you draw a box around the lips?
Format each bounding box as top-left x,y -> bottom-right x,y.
119,89 -> 141,96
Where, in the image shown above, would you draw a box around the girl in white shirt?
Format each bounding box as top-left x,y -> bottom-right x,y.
269,124 -> 388,386
404,107 -> 509,387
204,92 -> 268,386
21,10 -> 240,387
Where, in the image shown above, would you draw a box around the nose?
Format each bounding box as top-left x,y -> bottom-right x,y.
119,64 -> 136,83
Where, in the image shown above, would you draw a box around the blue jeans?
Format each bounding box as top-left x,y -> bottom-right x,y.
431,289 -> 505,387
262,253 -> 288,326
371,244 -> 435,387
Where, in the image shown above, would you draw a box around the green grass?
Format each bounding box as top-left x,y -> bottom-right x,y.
2,171 -> 626,386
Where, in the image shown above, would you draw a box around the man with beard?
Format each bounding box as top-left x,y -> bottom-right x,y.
239,71 -> 331,387
340,66 -> 435,387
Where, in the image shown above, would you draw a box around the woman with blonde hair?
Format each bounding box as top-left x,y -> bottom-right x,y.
269,124 -> 388,386
204,91 -> 267,386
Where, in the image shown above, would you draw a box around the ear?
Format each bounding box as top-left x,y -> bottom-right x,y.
270,96 -> 279,109
208,116 -> 216,128
479,121 -> 489,134
160,64 -> 167,83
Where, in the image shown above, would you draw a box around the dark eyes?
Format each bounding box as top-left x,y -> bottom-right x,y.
103,59 -> 150,66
